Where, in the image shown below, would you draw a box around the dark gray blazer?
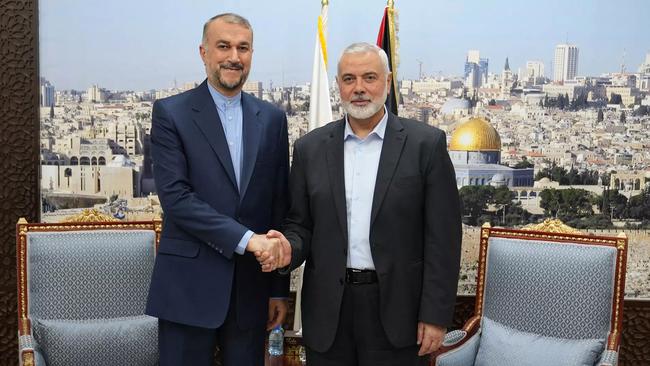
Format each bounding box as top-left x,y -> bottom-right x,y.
283,112 -> 462,352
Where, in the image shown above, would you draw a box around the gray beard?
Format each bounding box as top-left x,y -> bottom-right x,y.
342,87 -> 388,120
215,70 -> 248,91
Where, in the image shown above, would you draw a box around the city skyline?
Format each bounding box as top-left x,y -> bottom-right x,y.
40,0 -> 648,91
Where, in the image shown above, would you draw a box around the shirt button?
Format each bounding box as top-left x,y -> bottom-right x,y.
228,116 -> 233,120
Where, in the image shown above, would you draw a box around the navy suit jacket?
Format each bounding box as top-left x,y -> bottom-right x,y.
146,80 -> 290,330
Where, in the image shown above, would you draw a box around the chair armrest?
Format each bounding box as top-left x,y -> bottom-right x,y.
597,349 -> 618,366
431,315 -> 481,366
19,334 -> 46,366
442,330 -> 467,347
19,334 -> 35,366
597,330 -> 620,366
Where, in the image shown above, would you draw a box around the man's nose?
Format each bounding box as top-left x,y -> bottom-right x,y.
226,47 -> 240,63
352,79 -> 366,94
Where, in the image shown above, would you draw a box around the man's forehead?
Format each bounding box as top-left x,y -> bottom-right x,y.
339,52 -> 383,74
206,20 -> 252,41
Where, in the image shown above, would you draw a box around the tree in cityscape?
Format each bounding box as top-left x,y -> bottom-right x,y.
570,214 -> 613,229
557,94 -> 567,110
493,186 -> 514,224
459,185 -> 495,226
470,90 -> 478,107
539,188 -> 594,220
598,188 -> 628,220
609,93 -> 622,105
513,157 -> 533,169
569,91 -> 589,110
625,188 -> 650,221
535,164 -> 603,185
597,108 -> 604,122
633,105 -> 649,116
459,185 -> 534,226
620,111 -> 626,123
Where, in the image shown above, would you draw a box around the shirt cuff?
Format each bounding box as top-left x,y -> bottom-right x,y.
235,230 -> 255,255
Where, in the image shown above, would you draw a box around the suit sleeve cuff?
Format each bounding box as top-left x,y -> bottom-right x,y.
235,230 -> 255,255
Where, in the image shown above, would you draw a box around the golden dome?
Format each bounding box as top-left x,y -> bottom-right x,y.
449,117 -> 501,151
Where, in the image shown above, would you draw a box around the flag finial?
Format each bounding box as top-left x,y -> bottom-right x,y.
322,0 -> 329,6
387,0 -> 395,8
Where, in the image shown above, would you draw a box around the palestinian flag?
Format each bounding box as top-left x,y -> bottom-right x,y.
376,2 -> 399,115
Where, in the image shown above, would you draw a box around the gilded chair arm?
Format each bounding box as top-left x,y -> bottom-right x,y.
597,349 -> 618,366
19,334 -> 45,366
597,330 -> 620,366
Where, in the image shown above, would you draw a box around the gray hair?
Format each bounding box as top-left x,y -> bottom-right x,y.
338,42 -> 390,75
202,13 -> 253,46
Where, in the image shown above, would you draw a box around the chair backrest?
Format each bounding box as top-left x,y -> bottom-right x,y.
474,224 -> 627,342
16,217 -> 161,332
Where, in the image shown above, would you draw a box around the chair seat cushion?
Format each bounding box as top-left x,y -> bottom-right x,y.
474,316 -> 604,366
32,315 -> 158,366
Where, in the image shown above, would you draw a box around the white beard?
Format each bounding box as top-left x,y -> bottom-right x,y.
342,85 -> 388,120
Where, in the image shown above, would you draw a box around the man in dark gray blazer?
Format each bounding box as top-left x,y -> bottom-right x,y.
266,42 -> 462,365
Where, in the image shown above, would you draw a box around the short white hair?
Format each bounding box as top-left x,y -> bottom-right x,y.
338,42 -> 390,75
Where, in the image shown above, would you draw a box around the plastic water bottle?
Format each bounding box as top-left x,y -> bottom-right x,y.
268,326 -> 284,356
298,345 -> 307,364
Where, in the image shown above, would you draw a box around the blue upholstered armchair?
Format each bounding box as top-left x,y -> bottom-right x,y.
16,213 -> 161,366
433,222 -> 628,366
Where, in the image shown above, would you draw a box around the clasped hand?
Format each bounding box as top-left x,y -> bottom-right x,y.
246,230 -> 291,272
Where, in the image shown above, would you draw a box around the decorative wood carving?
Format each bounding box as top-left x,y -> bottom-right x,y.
0,0 -> 39,365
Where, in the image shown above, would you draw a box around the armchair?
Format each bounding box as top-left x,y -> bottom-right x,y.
16,212 -> 161,366
433,221 -> 627,366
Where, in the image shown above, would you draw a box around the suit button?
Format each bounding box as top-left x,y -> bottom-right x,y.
339,278 -> 344,285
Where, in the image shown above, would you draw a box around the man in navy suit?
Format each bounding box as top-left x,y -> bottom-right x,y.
145,13 -> 291,366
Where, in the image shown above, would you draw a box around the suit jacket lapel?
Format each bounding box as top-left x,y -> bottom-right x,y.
239,93 -> 262,199
190,81 -> 238,191
326,120 -> 349,245
371,113 -> 406,226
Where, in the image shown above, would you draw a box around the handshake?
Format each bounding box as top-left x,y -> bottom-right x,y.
246,230 -> 291,272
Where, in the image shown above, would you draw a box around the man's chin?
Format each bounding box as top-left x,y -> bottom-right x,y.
345,103 -> 382,120
216,77 -> 245,92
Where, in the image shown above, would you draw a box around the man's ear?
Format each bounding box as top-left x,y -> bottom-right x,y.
199,44 -> 207,65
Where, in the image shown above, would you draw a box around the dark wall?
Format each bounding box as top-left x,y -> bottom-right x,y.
0,1 -> 40,365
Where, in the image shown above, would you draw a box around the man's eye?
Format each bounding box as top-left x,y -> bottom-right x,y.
238,46 -> 250,52
217,44 -> 229,50
365,75 -> 377,81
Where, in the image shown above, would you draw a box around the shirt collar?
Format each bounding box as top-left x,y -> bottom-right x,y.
344,106 -> 388,141
207,81 -> 242,109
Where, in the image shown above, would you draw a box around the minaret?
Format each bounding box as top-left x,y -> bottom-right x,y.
501,57 -> 513,99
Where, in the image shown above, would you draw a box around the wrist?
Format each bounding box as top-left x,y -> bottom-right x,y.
246,234 -> 261,252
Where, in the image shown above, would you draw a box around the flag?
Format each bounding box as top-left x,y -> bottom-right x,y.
376,0 -> 399,115
308,0 -> 333,131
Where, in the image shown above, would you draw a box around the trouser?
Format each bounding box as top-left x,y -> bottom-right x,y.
306,280 -> 427,366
